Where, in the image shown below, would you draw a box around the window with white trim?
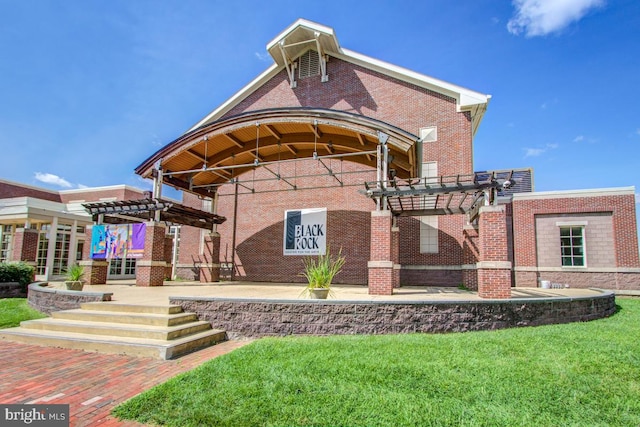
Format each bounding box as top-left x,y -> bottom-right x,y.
419,161 -> 438,253
419,215 -> 438,253
560,226 -> 585,267
0,225 -> 14,262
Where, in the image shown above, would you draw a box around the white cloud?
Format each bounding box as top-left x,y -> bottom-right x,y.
508,0 -> 606,37
254,51 -> 271,62
34,172 -> 72,188
524,148 -> 546,157
573,135 -> 585,142
524,143 -> 558,157
77,184 -> 88,189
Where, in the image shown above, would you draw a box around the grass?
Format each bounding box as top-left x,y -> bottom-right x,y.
113,299 -> 640,427
0,298 -> 47,328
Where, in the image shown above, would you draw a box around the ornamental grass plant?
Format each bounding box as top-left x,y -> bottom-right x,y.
300,246 -> 345,297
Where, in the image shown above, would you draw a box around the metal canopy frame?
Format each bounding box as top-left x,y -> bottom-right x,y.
363,170 -> 519,221
82,199 -> 226,230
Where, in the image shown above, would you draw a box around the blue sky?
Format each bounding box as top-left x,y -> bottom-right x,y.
1,0 -> 639,206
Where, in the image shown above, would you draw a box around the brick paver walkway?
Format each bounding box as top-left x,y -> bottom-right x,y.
0,340 -> 251,426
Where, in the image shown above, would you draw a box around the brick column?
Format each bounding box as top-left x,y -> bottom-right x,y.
368,210 -> 394,295
82,225 -> 108,285
80,260 -> 108,285
200,232 -> 221,283
136,222 -> 166,287
462,224 -> 479,291
477,205 -> 512,299
11,228 -> 39,264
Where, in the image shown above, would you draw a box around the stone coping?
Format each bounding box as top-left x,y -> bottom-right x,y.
27,282 -> 113,314
28,282 -> 114,299
170,288 -> 614,305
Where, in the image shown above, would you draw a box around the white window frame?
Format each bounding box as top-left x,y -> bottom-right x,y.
557,222 -> 587,268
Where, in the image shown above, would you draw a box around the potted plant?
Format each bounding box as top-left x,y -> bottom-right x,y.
300,247 -> 345,299
64,263 -> 85,291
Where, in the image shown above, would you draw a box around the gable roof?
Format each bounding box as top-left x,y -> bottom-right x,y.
188,19 -> 491,136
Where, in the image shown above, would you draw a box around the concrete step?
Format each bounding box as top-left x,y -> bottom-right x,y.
0,302 -> 228,359
19,318 -> 213,340
52,309 -> 197,327
80,302 -> 184,315
0,327 -> 226,360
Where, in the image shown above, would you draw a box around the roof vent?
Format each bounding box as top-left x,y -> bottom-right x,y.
298,50 -> 320,79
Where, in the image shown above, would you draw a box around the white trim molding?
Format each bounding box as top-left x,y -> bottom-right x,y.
513,187 -> 635,201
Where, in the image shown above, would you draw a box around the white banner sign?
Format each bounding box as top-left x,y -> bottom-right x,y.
283,208 -> 327,255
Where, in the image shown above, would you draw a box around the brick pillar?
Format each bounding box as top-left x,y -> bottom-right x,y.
80,260 -> 108,285
200,232 -> 221,283
391,224 -> 400,288
462,224 -> 479,291
11,228 -> 39,264
477,205 -> 512,299
81,225 -> 107,285
368,210 -> 394,295
136,222 -> 166,287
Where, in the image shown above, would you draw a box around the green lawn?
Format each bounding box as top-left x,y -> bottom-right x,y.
114,299 -> 640,427
0,298 -> 47,329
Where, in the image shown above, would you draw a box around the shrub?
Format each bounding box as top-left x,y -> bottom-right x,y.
0,262 -> 35,293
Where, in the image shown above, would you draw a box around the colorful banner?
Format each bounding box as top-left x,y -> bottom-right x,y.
283,208 -> 327,256
90,223 -> 146,259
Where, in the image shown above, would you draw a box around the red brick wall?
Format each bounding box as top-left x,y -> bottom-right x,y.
210,161 -> 374,284
0,181 -> 60,202
512,194 -> 640,268
221,58 -> 473,175
59,187 -> 145,203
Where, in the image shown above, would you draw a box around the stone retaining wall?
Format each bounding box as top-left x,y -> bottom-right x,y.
0,282 -> 26,298
28,282 -> 113,315
170,290 -> 616,338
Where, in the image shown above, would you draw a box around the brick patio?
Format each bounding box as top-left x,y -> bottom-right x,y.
0,339 -> 251,426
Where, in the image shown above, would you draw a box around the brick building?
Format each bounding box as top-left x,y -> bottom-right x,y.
0,179 -> 147,280
134,19 -> 640,295
3,19 -> 639,295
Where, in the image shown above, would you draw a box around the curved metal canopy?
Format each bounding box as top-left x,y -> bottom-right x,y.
136,108 -> 419,197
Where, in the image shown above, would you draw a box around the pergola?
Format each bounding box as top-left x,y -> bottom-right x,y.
82,198 -> 226,230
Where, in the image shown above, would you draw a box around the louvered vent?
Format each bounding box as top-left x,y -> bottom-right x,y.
298,50 -> 320,79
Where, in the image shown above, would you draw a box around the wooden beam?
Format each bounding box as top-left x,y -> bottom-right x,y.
284,144 -> 298,155
264,124 -> 282,140
223,133 -> 244,148
163,175 -> 215,198
308,123 -> 323,139
184,149 -> 206,163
